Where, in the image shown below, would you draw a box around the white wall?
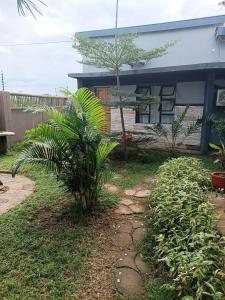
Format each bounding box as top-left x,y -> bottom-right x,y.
83,25 -> 225,73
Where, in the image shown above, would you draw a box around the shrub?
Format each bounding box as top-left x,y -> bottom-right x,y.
12,88 -> 118,214
156,156 -> 210,187
146,279 -> 177,300
144,157 -> 225,299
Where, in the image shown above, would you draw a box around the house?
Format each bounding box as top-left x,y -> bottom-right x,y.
68,15 -> 225,153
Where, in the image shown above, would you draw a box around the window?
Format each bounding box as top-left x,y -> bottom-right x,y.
135,84 -> 176,124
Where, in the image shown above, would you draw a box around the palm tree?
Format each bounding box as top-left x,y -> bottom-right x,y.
17,0 -> 46,17
12,88 -> 118,213
147,106 -> 203,155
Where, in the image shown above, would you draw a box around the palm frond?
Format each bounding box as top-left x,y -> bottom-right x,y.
64,87 -> 107,132
12,142 -> 60,176
17,0 -> 46,17
171,106 -> 189,138
96,141 -> 118,169
184,118 -> 202,137
147,124 -> 169,139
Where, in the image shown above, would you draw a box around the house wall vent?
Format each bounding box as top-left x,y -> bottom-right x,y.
129,60 -> 147,68
215,26 -> 225,41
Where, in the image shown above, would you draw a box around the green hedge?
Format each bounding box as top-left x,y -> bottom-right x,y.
144,157 -> 225,299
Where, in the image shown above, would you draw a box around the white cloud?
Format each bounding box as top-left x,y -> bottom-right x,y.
0,0 -> 224,94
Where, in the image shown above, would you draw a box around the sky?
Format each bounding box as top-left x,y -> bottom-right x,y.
0,0 -> 224,95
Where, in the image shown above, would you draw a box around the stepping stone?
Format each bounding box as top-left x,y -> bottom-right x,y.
115,267 -> 145,296
208,194 -> 225,209
114,204 -> 133,215
113,232 -> 133,248
0,198 -> 9,204
129,203 -> 145,214
135,190 -> 151,198
120,198 -> 134,206
217,219 -> 225,234
116,251 -> 137,270
135,253 -> 151,276
214,210 -> 225,220
131,221 -> 145,229
133,227 -> 146,244
124,189 -> 137,196
117,222 -> 133,233
143,176 -> 155,184
22,184 -> 34,191
104,183 -> 119,193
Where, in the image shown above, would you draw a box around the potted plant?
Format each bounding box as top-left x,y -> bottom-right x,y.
125,133 -> 133,143
209,142 -> 225,190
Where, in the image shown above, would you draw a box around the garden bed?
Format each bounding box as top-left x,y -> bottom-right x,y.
142,157 -> 225,299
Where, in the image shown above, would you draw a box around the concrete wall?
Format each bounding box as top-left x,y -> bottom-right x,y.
10,109 -> 48,144
0,91 -> 66,149
83,25 -> 225,73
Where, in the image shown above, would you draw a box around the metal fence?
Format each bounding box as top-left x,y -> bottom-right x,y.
10,92 -> 68,109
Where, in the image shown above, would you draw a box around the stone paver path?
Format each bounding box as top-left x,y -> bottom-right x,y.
0,173 -> 35,215
109,180 -> 153,298
124,188 -> 151,198
114,198 -> 145,215
104,183 -> 119,193
208,192 -> 225,234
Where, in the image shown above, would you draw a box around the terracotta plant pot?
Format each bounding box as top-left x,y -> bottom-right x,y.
211,172 -> 225,190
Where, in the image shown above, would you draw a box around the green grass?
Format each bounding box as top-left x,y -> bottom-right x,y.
0,149 -> 94,299
110,161 -> 164,189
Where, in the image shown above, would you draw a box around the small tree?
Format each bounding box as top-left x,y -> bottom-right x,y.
147,106 -> 203,155
73,33 -> 174,157
12,88 -> 118,214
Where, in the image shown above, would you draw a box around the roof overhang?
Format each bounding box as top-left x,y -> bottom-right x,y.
78,15 -> 225,38
68,62 -> 225,80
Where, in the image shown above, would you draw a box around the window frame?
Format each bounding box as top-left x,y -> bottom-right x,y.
135,84 -> 176,125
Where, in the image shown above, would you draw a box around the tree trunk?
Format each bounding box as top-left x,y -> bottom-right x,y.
115,66 -> 127,158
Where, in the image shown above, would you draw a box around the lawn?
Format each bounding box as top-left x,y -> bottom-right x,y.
0,146 -> 220,299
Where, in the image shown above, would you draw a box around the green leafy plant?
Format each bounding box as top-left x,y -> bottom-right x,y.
12,88 -> 118,214
146,279 -> 177,300
73,32 -> 174,157
209,142 -> 225,170
147,106 -> 203,155
144,157 -> 225,299
211,119 -> 225,141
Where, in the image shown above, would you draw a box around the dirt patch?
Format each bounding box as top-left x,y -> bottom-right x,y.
73,211 -> 121,300
208,192 -> 225,234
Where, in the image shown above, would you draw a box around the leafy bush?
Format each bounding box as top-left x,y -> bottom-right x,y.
144,157 -> 225,299
157,156 -> 210,187
12,88 -> 118,214
146,279 -> 177,300
211,119 -> 225,141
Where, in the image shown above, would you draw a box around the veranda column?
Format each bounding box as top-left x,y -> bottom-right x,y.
200,71 -> 215,154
